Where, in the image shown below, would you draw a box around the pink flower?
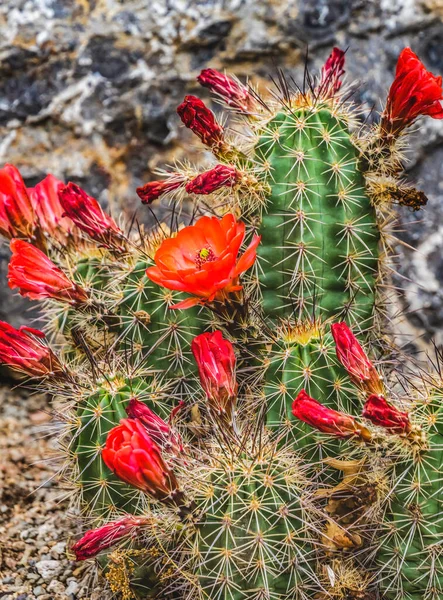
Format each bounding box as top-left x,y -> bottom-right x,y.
177,96 -> 224,148
185,165 -> 240,195
28,174 -> 73,239
0,164 -> 35,240
191,330 -> 237,417
317,47 -> 345,99
331,323 -> 382,394
102,418 -> 180,502
197,69 -> 255,113
382,47 -> 443,135
292,389 -> 371,440
126,399 -> 183,456
0,321 -> 62,378
58,183 -> 124,250
362,394 -> 411,433
136,177 -> 185,204
72,516 -> 147,561
8,239 -> 88,304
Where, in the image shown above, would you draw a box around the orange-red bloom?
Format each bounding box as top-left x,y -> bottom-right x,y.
8,239 -> 88,304
197,69 -> 255,113
177,95 -> 224,148
136,177 -> 185,204
318,47 -> 345,99
59,183 -> 124,250
0,321 -> 63,378
362,394 -> 411,433
126,398 -> 183,456
0,164 -> 35,239
28,174 -> 73,240
292,389 -> 370,439
382,48 -> 443,135
331,322 -> 382,394
192,331 -> 237,417
72,516 -> 147,561
185,165 -> 240,195
102,418 -> 180,502
146,214 -> 260,309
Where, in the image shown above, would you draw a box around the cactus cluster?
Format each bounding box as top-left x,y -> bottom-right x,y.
1,47 -> 443,600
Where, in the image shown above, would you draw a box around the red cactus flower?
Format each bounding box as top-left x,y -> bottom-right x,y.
382,47 -> 443,135
72,516 -> 148,561
318,47 -> 345,99
146,214 -> 260,309
0,164 -> 35,240
28,174 -> 73,239
136,177 -> 185,205
126,398 -> 183,456
292,389 -> 371,440
185,165 -> 240,195
177,95 -> 224,148
192,331 -> 237,416
362,394 -> 411,433
331,323 -> 382,394
102,418 -> 180,502
59,183 -> 124,250
197,69 -> 255,113
8,239 -> 88,304
0,321 -> 63,378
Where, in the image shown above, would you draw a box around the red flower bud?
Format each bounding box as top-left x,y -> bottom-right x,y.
8,239 -> 88,304
59,183 -> 124,250
0,321 -> 63,378
292,390 -> 370,440
28,174 -> 73,240
0,164 -> 35,239
136,177 -> 184,204
177,95 -> 224,148
331,323 -> 382,394
185,165 -> 240,195
102,418 -> 180,502
72,516 -> 148,561
318,47 -> 345,99
197,69 -> 255,113
126,399 -> 183,456
362,394 -> 411,433
382,48 -> 443,136
191,331 -> 237,417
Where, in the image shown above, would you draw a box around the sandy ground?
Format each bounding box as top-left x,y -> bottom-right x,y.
0,385 -> 107,600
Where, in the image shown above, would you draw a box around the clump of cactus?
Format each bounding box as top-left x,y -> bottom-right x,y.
1,46 -> 443,600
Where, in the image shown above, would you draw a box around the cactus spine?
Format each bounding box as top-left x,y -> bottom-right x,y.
1,47 -> 443,600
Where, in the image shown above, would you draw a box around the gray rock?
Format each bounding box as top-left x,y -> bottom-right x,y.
35,559 -> 62,581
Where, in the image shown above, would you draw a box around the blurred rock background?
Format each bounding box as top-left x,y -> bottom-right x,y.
1,0 -> 443,343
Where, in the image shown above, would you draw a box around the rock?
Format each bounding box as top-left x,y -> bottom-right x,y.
65,580 -> 80,597
50,541 -> 66,558
35,559 -> 62,581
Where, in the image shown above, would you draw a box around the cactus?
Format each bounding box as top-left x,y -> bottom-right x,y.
1,46 -> 443,600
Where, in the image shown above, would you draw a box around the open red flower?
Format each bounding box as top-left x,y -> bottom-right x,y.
136,177 -> 185,204
192,331 -> 237,417
28,174 -> 73,240
126,398 -> 183,456
317,47 -> 345,99
102,418 -> 180,502
331,323 -> 382,394
382,47 -> 443,135
146,214 -> 260,309
8,239 -> 88,304
177,95 -> 224,148
59,183 -> 124,250
185,165 -> 240,195
197,69 -> 255,113
362,394 -> 411,433
0,321 -> 63,378
0,164 -> 35,239
72,516 -> 148,561
292,390 -> 371,440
